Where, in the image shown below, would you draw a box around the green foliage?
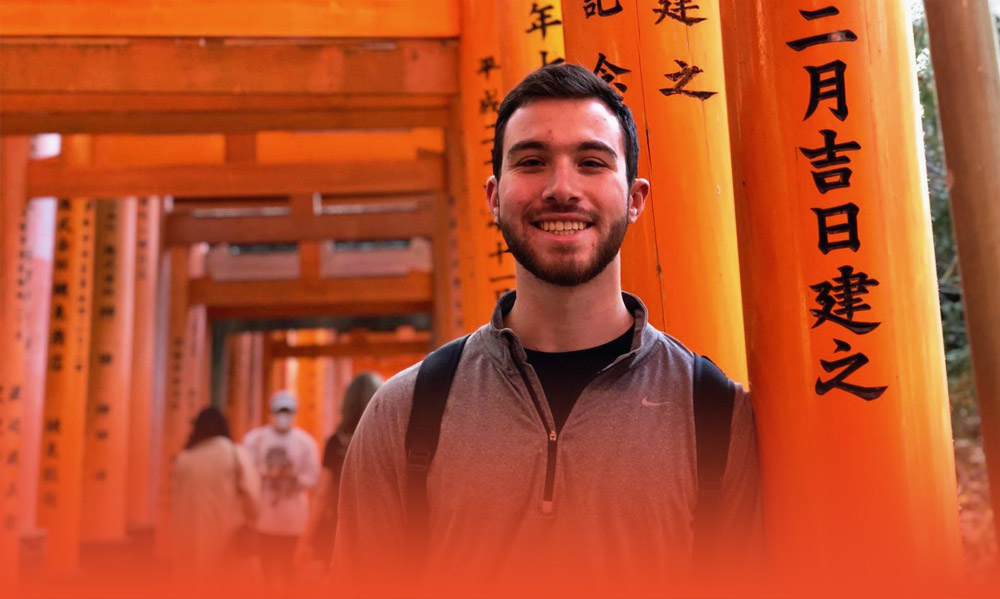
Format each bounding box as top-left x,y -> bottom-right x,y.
910,12 -> 979,384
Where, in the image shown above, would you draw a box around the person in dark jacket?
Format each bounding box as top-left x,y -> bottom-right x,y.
296,371 -> 383,567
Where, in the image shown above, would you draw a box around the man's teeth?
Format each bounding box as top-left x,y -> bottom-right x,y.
538,221 -> 588,235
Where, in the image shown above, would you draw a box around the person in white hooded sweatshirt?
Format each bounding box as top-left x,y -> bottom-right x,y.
243,390 -> 320,590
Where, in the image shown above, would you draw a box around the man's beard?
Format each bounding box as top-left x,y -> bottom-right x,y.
497,211 -> 628,287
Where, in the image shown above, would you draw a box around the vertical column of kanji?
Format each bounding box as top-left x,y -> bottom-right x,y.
21,193 -> 57,550
81,198 -> 137,542
632,0 -> 747,381
560,0 -> 667,330
127,197 -> 162,531
496,0 -> 566,92
457,0 -> 510,327
719,0 -> 962,593
0,136 -> 31,592
155,245 -> 189,557
37,137 -> 97,574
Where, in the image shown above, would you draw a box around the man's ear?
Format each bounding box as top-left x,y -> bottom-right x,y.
486,175 -> 500,222
627,178 -> 650,223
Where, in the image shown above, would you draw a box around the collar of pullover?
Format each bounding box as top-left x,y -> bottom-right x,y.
483,290 -> 656,371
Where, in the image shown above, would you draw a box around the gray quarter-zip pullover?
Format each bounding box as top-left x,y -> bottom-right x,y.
332,292 -> 761,597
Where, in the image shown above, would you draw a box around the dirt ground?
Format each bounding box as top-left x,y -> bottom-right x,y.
950,372 -> 998,587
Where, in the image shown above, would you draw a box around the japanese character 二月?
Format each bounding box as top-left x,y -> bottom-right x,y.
787,5 -> 857,51
805,60 -> 848,121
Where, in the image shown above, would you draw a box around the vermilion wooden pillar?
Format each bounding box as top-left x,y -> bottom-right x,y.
0,136 -> 31,592
81,198 -> 137,542
225,332 -> 254,441
561,0 -> 748,381
127,196 -> 162,531
20,197 -> 56,545
36,183 -> 97,576
924,0 -> 1000,547
719,0 -> 962,593
292,329 -> 323,445
248,332 -> 265,433
457,0 -> 513,328
155,245 -> 189,556
559,1 -> 665,332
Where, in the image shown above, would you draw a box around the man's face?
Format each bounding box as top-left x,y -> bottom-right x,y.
486,98 -> 647,287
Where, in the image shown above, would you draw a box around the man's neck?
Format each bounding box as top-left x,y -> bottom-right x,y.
503,259 -> 634,352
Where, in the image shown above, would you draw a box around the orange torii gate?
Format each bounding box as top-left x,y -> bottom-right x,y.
35,137 -> 97,574
127,197 -> 162,532
720,0 -> 963,593
81,198 -> 137,543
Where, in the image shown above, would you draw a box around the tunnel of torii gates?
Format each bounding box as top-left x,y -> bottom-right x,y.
0,0 -> 999,595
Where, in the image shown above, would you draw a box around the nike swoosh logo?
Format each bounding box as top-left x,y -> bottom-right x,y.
641,396 -> 670,407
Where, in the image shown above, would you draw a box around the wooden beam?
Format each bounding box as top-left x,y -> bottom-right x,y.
0,0 -> 460,38
190,272 -> 433,309
0,106 -> 452,135
0,38 -> 458,95
224,134 -> 257,163
205,301 -> 432,320
164,201 -> 437,246
27,157 -> 445,199
0,92 -> 452,113
270,339 -> 432,359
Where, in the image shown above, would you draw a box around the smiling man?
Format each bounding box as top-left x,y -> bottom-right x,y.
331,65 -> 761,598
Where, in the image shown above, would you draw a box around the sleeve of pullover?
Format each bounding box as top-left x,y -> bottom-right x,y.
330,366 -> 419,596
718,385 -> 765,585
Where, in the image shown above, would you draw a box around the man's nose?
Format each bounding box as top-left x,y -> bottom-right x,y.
542,159 -> 580,204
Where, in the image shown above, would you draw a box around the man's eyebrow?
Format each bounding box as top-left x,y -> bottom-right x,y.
506,139 -> 548,157
577,140 -> 618,159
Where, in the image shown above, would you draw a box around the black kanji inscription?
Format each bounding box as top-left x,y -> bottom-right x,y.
810,265 -> 881,334
816,340 -> 888,400
653,0 -> 706,25
526,3 -> 563,39
812,203 -> 860,254
659,60 -> 717,100
594,53 -> 631,93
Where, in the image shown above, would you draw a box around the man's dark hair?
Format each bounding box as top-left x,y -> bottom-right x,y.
492,63 -> 640,184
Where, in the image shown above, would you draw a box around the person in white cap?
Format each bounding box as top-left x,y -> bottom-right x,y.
242,390 -> 320,590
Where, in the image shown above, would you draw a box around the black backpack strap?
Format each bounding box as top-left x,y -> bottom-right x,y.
404,334 -> 470,543
692,353 -> 736,571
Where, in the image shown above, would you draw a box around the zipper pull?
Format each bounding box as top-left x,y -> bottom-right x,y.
549,430 -> 557,442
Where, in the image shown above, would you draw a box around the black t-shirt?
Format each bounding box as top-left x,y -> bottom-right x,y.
524,326 -> 634,432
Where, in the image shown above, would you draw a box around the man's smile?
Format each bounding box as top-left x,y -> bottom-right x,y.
533,219 -> 594,236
